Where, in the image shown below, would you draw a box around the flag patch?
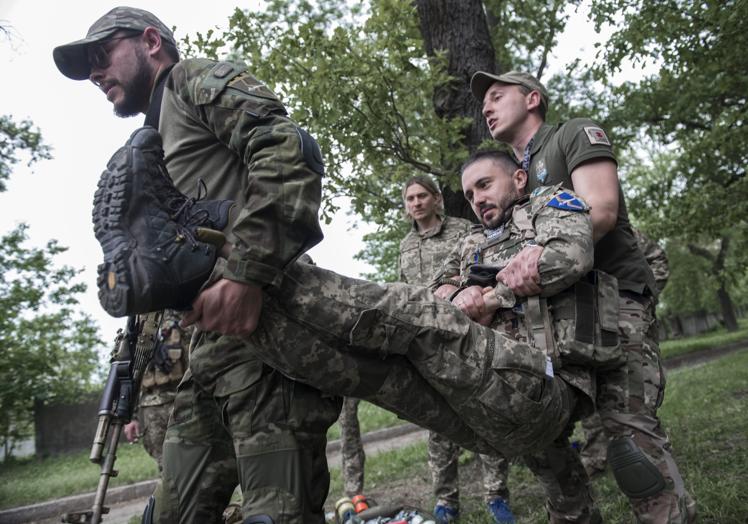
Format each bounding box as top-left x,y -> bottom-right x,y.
547,192 -> 589,212
584,126 -> 611,146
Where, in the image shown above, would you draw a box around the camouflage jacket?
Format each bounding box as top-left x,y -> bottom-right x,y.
433,185 -> 594,300
159,58 -> 325,289
433,185 -> 597,406
398,215 -> 473,286
633,229 -> 669,296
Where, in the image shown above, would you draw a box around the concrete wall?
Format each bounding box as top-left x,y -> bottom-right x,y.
34,392 -> 100,456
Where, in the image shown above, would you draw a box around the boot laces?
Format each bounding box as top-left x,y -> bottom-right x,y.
161,177 -> 212,251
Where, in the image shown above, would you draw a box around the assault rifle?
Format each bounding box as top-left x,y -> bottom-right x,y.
62,313 -> 162,524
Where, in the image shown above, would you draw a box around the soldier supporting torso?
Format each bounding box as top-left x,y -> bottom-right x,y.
470,70 -> 694,523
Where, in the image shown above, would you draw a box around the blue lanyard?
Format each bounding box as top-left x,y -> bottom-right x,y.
521,137 -> 534,172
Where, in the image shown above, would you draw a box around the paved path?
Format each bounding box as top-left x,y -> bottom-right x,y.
4,342 -> 746,524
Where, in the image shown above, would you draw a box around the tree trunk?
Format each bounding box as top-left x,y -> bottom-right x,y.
688,235 -> 739,332
414,0 -> 499,220
717,284 -> 739,332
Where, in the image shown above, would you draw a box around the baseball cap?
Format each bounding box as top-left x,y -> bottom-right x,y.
53,6 -> 175,80
470,70 -> 549,111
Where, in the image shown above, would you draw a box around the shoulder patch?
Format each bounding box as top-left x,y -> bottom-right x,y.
584,126 -> 611,146
195,61 -> 245,105
546,191 -> 589,212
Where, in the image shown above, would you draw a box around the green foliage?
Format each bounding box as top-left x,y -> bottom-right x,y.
591,1 -> 748,318
0,115 -> 52,193
354,219 -> 410,282
590,0 -> 748,238
0,225 -> 102,458
657,238 -> 719,316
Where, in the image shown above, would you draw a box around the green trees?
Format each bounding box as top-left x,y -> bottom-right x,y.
0,116 -> 101,459
590,0 -> 748,329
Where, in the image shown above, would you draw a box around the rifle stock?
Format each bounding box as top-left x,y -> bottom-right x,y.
63,313 -> 162,524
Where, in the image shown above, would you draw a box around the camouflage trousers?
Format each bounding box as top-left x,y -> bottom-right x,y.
139,397 -> 176,471
340,397 -> 365,496
515,294 -> 695,524
242,260 -> 576,460
522,425 -> 598,523
152,348 -> 342,524
428,431 -> 509,508
591,293 -> 694,523
579,411 -> 607,475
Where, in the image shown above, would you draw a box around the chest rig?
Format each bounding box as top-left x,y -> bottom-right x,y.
465,198 -> 622,371
141,313 -> 187,389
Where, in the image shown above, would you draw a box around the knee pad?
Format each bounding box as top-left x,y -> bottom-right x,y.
141,495 -> 155,524
244,516 -> 274,524
607,436 -> 666,498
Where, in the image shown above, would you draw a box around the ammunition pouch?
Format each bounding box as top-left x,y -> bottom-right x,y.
549,270 -> 622,368
141,320 -> 186,389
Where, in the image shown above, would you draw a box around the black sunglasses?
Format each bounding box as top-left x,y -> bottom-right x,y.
88,32 -> 143,70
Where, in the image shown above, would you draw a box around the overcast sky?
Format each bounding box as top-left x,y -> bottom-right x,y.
0,1 -> 616,348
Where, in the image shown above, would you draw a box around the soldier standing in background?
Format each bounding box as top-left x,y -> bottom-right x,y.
339,397 -> 366,499
579,228 -> 670,476
399,175 -> 515,524
122,310 -> 189,471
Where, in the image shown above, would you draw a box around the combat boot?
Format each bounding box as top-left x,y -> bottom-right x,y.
92,126 -> 233,317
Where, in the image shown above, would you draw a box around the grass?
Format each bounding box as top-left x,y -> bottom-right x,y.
325,400 -> 404,441
660,317 -> 748,359
0,441 -> 157,510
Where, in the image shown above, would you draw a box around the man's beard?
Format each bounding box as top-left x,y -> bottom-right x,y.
482,188 -> 521,229
113,49 -> 153,118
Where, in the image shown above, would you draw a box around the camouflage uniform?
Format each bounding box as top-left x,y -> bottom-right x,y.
432,186 -> 599,522
580,228 -> 671,476
52,10 -> 342,523
135,310 -> 190,471
400,216 -> 511,509
522,119 -> 693,523
634,229 -> 670,295
150,59 -> 342,524
339,397 -> 365,497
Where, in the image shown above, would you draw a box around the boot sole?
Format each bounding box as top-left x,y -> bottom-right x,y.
92,149 -> 135,318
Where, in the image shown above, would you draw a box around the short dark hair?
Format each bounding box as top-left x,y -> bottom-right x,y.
516,85 -> 548,120
460,150 -> 520,178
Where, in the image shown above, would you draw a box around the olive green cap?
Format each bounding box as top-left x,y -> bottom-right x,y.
53,6 -> 175,80
470,70 -> 549,111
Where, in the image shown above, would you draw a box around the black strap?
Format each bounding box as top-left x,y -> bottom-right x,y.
144,64 -> 176,129
574,280 -> 595,344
